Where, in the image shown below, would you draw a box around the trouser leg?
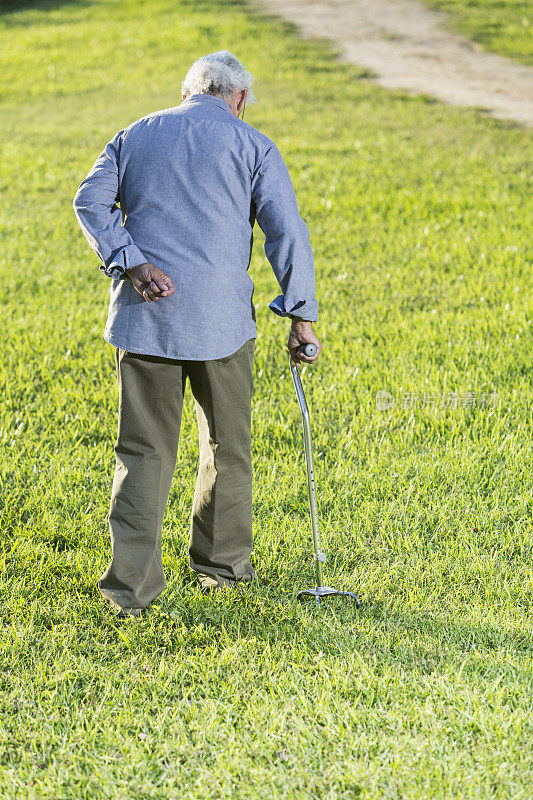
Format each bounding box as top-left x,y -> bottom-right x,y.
98,348 -> 185,609
187,338 -> 256,586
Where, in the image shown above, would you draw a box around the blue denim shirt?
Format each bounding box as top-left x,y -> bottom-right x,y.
73,93 -> 318,360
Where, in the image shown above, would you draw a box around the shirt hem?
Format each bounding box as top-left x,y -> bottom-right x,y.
102,329 -> 257,361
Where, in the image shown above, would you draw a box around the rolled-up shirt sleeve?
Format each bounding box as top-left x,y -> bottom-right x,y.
252,142 -> 318,322
72,129 -> 147,279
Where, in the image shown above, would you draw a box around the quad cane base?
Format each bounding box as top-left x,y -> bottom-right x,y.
297,586 -> 361,605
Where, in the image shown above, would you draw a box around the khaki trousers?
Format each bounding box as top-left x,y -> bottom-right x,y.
98,338 -> 256,609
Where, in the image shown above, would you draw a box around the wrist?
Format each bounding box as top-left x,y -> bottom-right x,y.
290,316 -> 313,327
125,262 -> 148,275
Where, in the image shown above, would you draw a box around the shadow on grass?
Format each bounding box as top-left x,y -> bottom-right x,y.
102,581 -> 532,669
11,563 -> 530,668
0,0 -> 92,13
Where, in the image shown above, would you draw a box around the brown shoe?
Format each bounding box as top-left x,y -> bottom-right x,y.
196,573 -> 225,595
115,607 -> 144,620
196,572 -> 234,594
196,573 -> 253,595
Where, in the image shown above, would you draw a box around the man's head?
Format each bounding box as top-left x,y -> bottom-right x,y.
181,50 -> 256,118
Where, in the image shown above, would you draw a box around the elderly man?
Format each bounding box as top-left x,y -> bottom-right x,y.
73,50 -> 321,619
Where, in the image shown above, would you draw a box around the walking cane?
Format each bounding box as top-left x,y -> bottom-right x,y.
290,343 -> 360,606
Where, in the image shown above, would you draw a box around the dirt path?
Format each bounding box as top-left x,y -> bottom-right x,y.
250,0 -> 533,127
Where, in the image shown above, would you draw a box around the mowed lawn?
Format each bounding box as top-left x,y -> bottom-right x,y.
422,0 -> 533,66
0,0 -> 532,797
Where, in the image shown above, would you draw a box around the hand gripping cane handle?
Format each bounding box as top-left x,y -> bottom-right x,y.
297,343 -> 317,358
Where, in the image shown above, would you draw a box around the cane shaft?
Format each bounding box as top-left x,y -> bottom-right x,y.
290,361 -> 324,588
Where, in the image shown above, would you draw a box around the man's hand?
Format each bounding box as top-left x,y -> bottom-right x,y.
125,262 -> 175,302
287,318 -> 322,366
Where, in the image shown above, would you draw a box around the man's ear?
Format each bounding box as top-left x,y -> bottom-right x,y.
235,89 -> 248,116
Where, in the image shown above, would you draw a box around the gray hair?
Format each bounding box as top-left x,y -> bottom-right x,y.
181,50 -> 256,104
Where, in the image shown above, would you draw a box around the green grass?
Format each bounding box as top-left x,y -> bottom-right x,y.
0,0 -> 532,797
421,0 -> 533,66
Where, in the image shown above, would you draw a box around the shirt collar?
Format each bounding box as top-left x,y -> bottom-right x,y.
181,93 -> 232,114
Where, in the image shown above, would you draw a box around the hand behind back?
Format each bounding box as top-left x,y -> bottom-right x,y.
125,263 -> 175,302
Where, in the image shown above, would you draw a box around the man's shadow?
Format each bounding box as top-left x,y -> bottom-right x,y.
129,573 -> 530,677
0,0 -> 92,14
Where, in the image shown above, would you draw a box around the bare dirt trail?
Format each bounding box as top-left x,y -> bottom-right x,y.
250,0 -> 533,127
